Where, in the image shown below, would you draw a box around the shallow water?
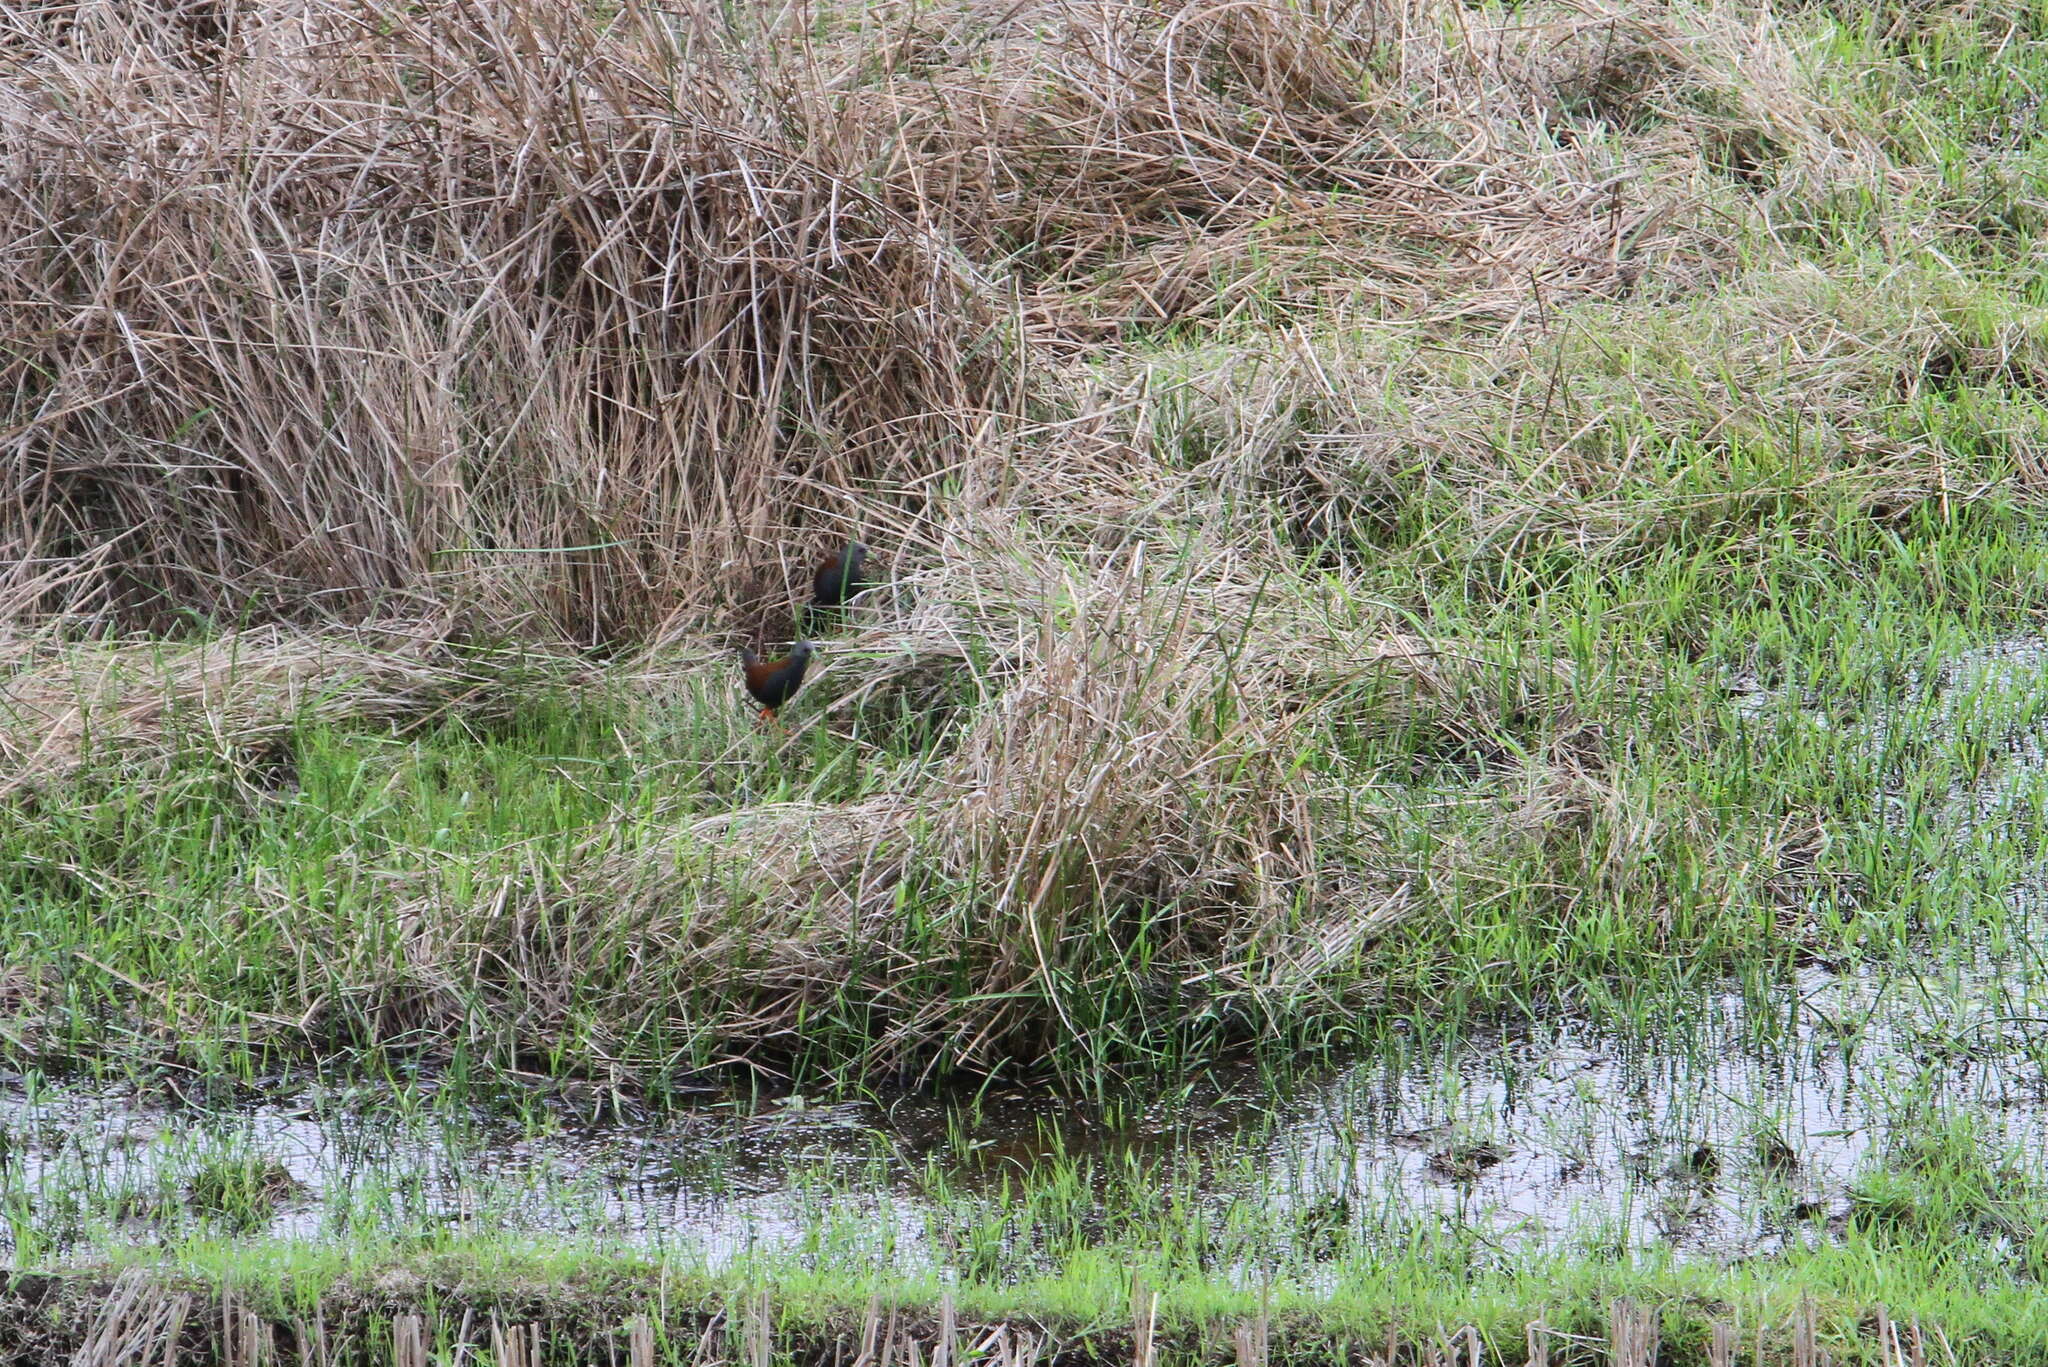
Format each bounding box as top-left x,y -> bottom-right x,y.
7,639 -> 2048,1270
10,947 -> 2048,1268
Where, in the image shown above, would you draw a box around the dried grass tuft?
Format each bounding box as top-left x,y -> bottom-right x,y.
799,0 -> 1886,341
0,0 -> 1004,639
1,0 -> 1893,638
0,623 -> 510,793
356,540 -> 1490,1081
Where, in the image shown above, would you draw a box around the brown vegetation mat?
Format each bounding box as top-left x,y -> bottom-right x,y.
1,0 -> 1889,641
0,0 -> 1004,639
0,624 -> 533,793
822,0 -> 1881,341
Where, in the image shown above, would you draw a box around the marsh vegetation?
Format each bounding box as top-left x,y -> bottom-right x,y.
4,0 -> 2048,1360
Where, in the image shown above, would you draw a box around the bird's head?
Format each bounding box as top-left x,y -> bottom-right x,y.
788,641 -> 816,666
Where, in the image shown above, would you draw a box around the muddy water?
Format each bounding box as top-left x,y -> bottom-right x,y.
6,640 -> 2048,1268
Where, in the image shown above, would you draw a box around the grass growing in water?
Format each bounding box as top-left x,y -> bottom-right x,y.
11,1084 -> 2048,1364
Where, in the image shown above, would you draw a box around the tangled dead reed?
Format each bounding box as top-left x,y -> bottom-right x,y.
0,0 -> 1883,640
0,0 -> 1004,640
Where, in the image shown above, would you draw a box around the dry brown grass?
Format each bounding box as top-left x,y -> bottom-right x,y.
800,0 -> 1883,340
0,0 -> 1003,640
0,623 -> 517,794
0,0 -> 1889,640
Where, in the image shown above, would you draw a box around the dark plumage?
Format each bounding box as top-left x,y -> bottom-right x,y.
811,541 -> 873,609
739,642 -> 815,720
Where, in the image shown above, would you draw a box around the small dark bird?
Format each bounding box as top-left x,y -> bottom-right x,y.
739,642 -> 815,722
811,541 -> 873,610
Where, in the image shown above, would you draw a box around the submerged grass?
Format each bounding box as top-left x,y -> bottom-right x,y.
11,1049 -> 2048,1361
15,1098 -> 2048,1366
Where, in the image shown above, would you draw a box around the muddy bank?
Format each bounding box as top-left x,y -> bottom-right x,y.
0,1267 -> 1936,1367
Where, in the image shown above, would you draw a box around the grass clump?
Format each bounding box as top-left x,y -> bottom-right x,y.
0,1 -> 1002,639
1848,1112 -> 2048,1266
183,1155 -> 302,1234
